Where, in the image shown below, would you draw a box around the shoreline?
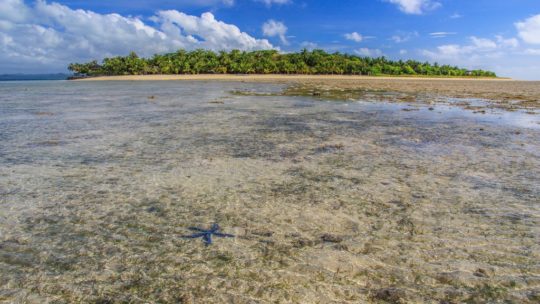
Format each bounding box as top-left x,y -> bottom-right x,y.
74,74 -> 539,111
73,74 -> 514,82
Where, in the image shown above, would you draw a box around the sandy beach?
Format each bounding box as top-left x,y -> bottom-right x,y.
77,74 -> 513,82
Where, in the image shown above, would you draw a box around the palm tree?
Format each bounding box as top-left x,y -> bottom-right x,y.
68,49 -> 496,78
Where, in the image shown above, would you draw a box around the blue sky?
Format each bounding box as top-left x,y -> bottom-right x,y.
1,0 -> 539,79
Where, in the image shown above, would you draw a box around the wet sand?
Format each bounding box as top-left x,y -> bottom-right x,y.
1,81 -> 539,303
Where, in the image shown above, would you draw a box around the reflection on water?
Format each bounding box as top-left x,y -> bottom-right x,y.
1,81 -> 539,303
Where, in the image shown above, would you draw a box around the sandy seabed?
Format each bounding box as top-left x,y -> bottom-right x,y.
0,80 -> 539,303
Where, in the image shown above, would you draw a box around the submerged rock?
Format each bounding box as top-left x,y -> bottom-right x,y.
372,287 -> 408,303
320,234 -> 344,243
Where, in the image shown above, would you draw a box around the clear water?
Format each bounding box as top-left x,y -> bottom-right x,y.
1,81 -> 539,303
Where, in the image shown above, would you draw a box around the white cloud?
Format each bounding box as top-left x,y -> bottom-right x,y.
256,0 -> 291,6
399,49 -> 408,55
420,35 -> 540,79
355,48 -> 384,57
429,32 -> 456,38
524,49 -> 540,55
391,35 -> 406,43
300,41 -> 317,50
495,35 -> 519,48
0,0 -> 273,73
391,31 -> 418,43
344,32 -> 363,42
450,13 -> 462,19
182,0 -> 236,6
156,10 -> 273,50
470,36 -> 497,49
262,19 -> 288,45
0,0 -> 31,22
385,0 -> 441,15
421,36 -> 506,60
77,0 -> 237,9
515,14 -> 540,45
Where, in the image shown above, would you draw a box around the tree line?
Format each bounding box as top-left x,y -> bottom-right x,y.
68,49 -> 497,77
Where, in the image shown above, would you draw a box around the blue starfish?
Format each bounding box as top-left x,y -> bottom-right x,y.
181,223 -> 235,245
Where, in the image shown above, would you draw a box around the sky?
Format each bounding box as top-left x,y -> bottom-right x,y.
0,0 -> 539,79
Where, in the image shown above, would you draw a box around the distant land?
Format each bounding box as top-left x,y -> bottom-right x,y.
68,49 -> 497,78
0,74 -> 70,81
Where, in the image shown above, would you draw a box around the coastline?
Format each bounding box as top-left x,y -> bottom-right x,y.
74,74 -> 512,82
74,74 -> 539,111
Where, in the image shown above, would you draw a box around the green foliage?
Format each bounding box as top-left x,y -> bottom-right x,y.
68,49 -> 497,77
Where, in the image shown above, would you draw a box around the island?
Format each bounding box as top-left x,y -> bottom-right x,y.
68,49 -> 497,78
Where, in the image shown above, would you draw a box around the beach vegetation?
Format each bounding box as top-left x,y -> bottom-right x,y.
68,49 -> 497,77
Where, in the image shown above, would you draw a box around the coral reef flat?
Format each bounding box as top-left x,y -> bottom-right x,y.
0,80 -> 539,303
80,75 -> 540,111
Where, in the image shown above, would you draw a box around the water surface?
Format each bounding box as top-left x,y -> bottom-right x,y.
1,81 -> 539,303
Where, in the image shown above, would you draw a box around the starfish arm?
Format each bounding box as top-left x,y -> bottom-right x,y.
181,233 -> 206,238
214,232 -> 235,238
203,234 -> 213,245
210,223 -> 220,232
188,227 -> 209,232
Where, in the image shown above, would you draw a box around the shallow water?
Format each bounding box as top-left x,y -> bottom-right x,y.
0,81 -> 539,303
